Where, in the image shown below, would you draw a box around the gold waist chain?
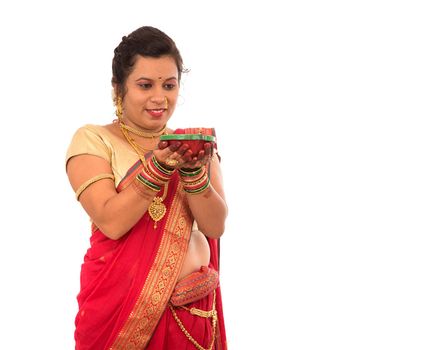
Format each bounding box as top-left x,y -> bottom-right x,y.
169,290 -> 217,350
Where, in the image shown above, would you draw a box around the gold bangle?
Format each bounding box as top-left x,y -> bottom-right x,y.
181,173 -> 208,187
75,173 -> 115,200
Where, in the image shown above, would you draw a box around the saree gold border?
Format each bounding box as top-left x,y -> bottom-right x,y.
110,182 -> 192,350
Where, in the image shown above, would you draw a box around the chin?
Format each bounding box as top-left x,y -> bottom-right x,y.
145,120 -> 168,132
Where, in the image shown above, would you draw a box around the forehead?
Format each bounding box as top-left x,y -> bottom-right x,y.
130,55 -> 178,79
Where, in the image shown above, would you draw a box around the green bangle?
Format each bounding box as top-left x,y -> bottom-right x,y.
136,174 -> 161,192
152,156 -> 175,175
184,178 -> 211,194
179,167 -> 204,177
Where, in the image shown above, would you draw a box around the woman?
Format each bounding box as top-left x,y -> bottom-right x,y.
66,26 -> 228,350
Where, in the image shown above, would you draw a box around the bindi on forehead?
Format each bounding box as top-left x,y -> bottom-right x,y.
135,75 -> 177,82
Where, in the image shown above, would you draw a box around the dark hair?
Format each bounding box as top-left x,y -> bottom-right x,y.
112,26 -> 186,97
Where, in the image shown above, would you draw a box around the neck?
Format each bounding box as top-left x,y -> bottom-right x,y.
119,119 -> 167,139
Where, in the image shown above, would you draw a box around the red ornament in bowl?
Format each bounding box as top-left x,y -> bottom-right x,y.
160,128 -> 216,157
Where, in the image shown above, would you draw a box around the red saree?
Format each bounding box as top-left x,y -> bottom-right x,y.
75,159 -> 227,350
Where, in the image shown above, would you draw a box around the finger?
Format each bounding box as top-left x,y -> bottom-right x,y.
169,141 -> 182,152
196,150 -> 205,162
200,155 -> 210,165
192,160 -> 202,168
177,144 -> 190,156
181,161 -> 198,169
154,143 -> 181,163
182,149 -> 193,163
158,141 -> 168,150
204,143 -> 212,157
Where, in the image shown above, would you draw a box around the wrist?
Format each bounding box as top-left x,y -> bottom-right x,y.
179,166 -> 210,195
156,157 -> 177,171
135,155 -> 175,195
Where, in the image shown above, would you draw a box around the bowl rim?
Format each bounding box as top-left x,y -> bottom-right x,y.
160,134 -> 215,142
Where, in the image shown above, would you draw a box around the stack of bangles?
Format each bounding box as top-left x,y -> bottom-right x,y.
135,156 -> 175,192
179,166 -> 210,195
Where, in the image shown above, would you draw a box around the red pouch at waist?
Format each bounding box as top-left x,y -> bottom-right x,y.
170,266 -> 219,306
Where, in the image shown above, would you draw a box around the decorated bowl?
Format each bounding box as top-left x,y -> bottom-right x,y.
160,128 -> 216,157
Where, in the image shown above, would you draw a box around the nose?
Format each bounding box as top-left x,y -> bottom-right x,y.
150,95 -> 167,105
150,86 -> 167,104
151,96 -> 168,110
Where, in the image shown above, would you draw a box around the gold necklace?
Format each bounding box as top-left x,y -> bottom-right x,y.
120,125 -> 148,163
120,124 -> 169,228
120,121 -> 167,138
125,131 -> 155,154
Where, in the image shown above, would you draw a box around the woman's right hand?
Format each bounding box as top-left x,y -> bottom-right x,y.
154,141 -> 212,169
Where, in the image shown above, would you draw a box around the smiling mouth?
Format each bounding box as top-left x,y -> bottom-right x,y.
146,108 -> 166,117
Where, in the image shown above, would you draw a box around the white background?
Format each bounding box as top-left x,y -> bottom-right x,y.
0,0 -> 421,349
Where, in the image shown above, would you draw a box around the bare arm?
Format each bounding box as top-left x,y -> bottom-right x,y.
66,145 -> 180,240
184,154 -> 228,239
152,140 -> 228,239
67,155 -> 156,239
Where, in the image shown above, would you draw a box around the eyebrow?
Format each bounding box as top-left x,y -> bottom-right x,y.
135,76 -> 177,82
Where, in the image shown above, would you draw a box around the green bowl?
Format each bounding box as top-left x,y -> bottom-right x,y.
160,134 -> 215,142
160,134 -> 216,156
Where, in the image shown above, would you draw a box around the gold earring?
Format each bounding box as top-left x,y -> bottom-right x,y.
115,96 -> 123,119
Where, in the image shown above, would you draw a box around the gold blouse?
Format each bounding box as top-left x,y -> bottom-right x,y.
66,124 -> 140,187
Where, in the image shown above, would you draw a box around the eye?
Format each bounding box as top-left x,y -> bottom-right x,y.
163,83 -> 177,90
138,83 -> 152,89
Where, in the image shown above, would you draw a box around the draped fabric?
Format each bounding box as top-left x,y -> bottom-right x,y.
74,159 -> 227,350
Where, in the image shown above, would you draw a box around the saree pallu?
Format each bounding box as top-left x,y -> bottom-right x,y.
75,159 -> 227,350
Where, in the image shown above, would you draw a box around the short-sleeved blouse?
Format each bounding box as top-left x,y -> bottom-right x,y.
66,124 -> 139,187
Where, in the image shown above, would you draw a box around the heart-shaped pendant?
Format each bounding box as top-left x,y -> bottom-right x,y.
148,197 -> 167,229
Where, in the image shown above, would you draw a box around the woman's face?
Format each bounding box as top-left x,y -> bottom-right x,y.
121,55 -> 179,131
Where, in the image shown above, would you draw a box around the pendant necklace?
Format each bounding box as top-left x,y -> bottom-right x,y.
120,122 -> 169,228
